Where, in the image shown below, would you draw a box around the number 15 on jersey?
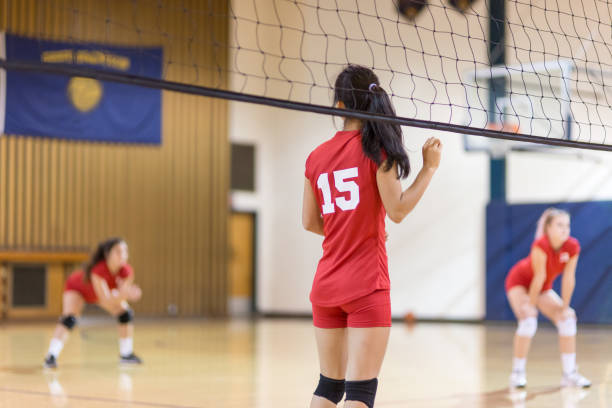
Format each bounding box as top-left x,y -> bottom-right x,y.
316,167 -> 360,214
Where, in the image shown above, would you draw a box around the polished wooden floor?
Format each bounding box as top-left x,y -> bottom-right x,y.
0,318 -> 610,407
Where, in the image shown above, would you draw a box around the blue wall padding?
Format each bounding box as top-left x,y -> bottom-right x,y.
486,200 -> 612,323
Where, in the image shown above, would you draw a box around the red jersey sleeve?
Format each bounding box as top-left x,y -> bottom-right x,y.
532,236 -> 549,253
118,264 -> 133,279
566,237 -> 581,257
367,148 -> 387,174
90,261 -> 107,278
305,151 -> 314,179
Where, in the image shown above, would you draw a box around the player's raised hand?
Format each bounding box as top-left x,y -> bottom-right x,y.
422,137 -> 442,171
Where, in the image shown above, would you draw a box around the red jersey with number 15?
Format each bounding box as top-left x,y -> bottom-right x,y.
305,130 -> 389,307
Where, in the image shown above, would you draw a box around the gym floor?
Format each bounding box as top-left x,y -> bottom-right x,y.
0,318 -> 609,407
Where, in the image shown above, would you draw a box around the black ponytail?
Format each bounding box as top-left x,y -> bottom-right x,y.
333,65 -> 411,178
84,237 -> 123,281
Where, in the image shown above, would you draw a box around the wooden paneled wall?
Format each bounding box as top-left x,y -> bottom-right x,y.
0,0 -> 229,316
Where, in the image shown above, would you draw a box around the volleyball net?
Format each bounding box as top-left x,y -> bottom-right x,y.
1,0 -> 612,151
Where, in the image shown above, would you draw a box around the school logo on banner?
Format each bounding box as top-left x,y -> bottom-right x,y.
67,77 -> 104,113
0,33 -> 162,144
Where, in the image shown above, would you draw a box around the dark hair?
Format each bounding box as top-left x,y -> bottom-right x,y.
84,237 -> 124,281
333,65 -> 411,178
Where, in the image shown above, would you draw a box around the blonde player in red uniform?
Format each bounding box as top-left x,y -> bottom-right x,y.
505,208 -> 590,388
43,238 -> 143,368
302,65 -> 442,408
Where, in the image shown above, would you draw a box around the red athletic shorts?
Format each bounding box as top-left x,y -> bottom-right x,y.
505,264 -> 554,293
64,271 -> 98,304
312,289 -> 391,328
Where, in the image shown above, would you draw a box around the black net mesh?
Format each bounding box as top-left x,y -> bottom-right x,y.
2,0 -> 612,151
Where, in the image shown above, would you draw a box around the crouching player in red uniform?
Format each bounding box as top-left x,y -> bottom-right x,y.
44,238 -> 143,368
505,208 -> 590,388
302,64 -> 442,408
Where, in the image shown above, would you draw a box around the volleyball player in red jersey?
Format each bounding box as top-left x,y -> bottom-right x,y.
505,208 -> 590,388
43,238 -> 143,368
302,65 -> 442,408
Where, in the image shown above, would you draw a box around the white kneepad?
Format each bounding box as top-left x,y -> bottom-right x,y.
516,317 -> 537,338
557,317 -> 577,336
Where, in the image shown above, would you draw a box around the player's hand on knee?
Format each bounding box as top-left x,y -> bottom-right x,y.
556,307 -> 577,337
558,307 -> 576,322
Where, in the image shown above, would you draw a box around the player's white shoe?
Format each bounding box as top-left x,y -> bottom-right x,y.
43,354 -> 57,369
509,370 -> 527,388
561,370 -> 591,388
119,353 -> 143,365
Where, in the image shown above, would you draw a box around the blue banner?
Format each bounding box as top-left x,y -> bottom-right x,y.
486,200 -> 612,323
1,33 -> 162,144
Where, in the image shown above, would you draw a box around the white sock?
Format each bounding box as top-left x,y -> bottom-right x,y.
561,353 -> 576,375
48,338 -> 64,358
119,337 -> 133,357
512,357 -> 527,373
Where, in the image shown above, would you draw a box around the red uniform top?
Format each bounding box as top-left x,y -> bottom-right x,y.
305,130 -> 388,306
505,235 -> 580,292
65,261 -> 133,304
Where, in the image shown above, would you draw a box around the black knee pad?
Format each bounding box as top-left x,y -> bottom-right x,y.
117,309 -> 134,324
60,315 -> 77,330
345,378 -> 378,408
313,374 -> 345,404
